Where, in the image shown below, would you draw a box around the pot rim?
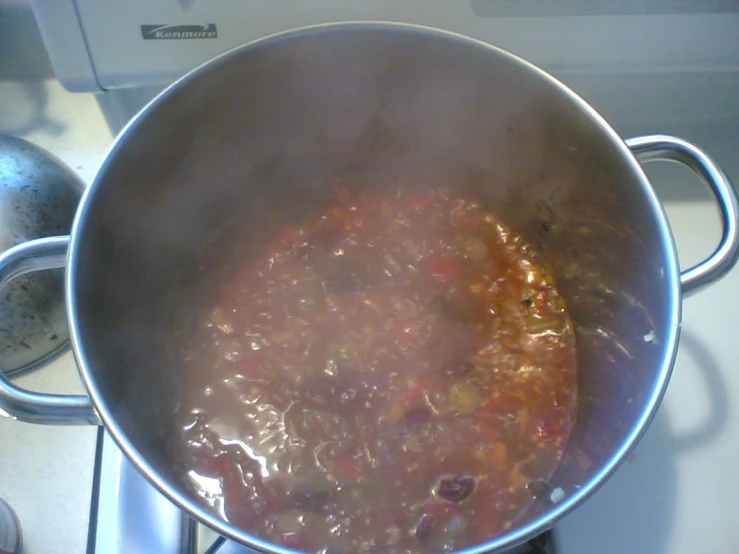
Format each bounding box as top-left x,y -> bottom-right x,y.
66,21 -> 681,554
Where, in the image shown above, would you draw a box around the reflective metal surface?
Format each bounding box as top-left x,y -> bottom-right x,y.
0,135 -> 81,376
0,236 -> 98,425
627,135 -> 739,296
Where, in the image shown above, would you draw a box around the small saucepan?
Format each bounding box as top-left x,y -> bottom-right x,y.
0,22 -> 737,553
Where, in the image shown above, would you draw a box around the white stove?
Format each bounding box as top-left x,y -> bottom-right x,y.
1,2 -> 738,553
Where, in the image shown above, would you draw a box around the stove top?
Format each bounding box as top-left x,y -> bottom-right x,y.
1,34 -> 739,554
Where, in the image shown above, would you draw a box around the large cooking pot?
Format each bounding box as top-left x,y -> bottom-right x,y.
0,22 -> 737,554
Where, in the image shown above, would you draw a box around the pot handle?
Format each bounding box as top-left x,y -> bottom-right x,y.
0,236 -> 100,425
626,135 -> 739,297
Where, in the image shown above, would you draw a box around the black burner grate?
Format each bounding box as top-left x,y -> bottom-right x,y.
520,530 -> 556,553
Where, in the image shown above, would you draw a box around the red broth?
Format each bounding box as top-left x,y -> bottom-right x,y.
175,187 -> 578,553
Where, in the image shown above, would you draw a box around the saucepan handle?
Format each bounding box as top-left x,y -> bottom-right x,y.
0,236 -> 99,425
626,135 -> 739,297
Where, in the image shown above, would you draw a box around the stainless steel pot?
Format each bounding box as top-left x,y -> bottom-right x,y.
0,22 -> 737,554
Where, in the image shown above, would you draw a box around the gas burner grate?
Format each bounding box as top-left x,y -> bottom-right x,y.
203,535 -> 227,554
521,530 -> 556,554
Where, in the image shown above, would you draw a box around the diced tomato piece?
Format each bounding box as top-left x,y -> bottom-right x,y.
279,532 -> 308,550
328,204 -> 369,232
192,451 -> 233,478
397,377 -> 430,405
536,417 -> 563,441
402,190 -> 435,211
397,387 -> 419,405
350,199 -> 384,232
228,351 -> 266,380
427,253 -> 462,285
225,494 -> 265,528
221,465 -> 247,495
334,457 -> 364,479
531,286 -> 552,313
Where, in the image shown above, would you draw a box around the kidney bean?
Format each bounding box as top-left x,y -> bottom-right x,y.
438,476 -> 476,503
414,513 -> 435,541
403,405 -> 431,425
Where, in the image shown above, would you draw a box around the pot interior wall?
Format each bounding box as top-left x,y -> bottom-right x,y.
70,25 -> 678,540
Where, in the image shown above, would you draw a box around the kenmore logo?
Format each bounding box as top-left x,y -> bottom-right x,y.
141,24 -> 218,40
